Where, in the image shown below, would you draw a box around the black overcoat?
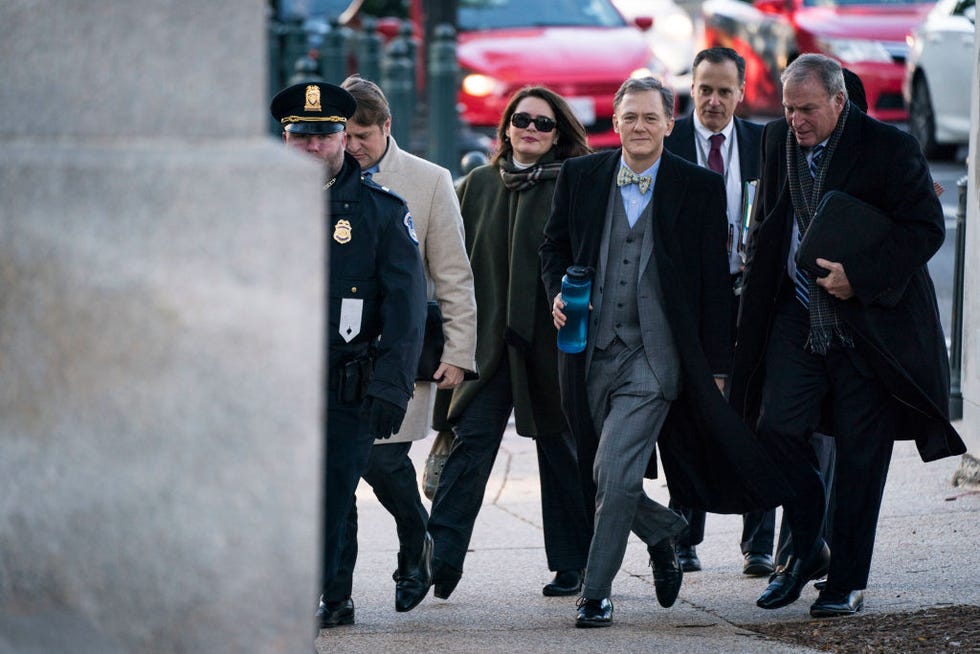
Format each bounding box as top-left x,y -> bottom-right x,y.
729,106 -> 965,462
539,148 -> 793,515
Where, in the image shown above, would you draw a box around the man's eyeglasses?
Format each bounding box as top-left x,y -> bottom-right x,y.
510,112 -> 556,133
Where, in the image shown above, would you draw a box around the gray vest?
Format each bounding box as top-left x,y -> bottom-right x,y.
594,197 -> 647,350
590,182 -> 681,398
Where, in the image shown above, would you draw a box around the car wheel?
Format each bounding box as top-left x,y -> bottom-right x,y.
909,76 -> 956,160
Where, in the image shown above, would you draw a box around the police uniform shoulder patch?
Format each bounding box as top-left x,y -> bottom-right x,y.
403,210 -> 419,245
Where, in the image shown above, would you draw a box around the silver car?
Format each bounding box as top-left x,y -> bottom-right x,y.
904,0 -> 976,159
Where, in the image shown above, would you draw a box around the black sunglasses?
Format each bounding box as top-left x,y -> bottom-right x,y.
510,112 -> 556,132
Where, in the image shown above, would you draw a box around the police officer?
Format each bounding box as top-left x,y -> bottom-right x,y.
269,81 -> 427,630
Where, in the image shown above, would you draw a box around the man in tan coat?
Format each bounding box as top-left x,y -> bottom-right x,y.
318,75 -> 477,626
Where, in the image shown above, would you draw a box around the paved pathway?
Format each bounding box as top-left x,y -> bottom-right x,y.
316,421 -> 979,653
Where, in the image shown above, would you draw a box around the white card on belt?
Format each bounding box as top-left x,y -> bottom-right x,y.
339,298 -> 363,343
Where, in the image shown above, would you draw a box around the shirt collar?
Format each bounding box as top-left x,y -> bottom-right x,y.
619,154 -> 661,191
366,138 -> 391,176
693,114 -> 735,142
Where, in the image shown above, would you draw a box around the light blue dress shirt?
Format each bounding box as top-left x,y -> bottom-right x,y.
619,156 -> 661,227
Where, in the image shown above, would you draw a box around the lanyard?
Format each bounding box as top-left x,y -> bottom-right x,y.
695,129 -> 736,185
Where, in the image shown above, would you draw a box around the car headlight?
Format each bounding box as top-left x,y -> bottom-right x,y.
817,38 -> 893,64
461,73 -> 499,98
661,12 -> 694,40
631,55 -> 669,81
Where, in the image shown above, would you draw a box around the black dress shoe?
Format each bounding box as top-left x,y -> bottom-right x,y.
316,597 -> 354,629
813,579 -> 827,591
675,544 -> 701,572
648,538 -> 683,608
543,569 -> 583,597
575,597 -> 613,628
810,589 -> 864,617
394,533 -> 434,612
743,552 -> 775,576
431,557 -> 463,600
757,542 -> 831,610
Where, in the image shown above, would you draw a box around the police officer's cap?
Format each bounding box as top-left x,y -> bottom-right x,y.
270,81 -> 356,135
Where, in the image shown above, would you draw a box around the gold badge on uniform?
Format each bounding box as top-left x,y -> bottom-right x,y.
304,85 -> 322,112
333,219 -> 352,244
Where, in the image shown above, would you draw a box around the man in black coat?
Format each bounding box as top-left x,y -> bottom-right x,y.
541,77 -> 790,628
270,81 -> 428,630
663,46 -> 776,578
729,54 -> 965,618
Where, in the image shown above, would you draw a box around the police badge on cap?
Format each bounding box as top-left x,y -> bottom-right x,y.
270,81 -> 357,135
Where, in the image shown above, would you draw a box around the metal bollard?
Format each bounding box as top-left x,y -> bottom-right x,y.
268,17 -> 307,133
274,18 -> 308,88
427,23 -> 459,176
949,175 -> 967,420
267,19 -> 286,134
356,17 -> 382,83
400,19 -> 418,118
320,17 -> 349,84
382,27 -> 413,147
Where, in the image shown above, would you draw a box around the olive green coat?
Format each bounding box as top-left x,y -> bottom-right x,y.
434,155 -> 566,438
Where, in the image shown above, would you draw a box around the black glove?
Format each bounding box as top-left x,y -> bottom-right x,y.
360,396 -> 405,440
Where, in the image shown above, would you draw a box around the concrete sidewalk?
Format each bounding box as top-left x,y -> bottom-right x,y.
315,424 -> 979,653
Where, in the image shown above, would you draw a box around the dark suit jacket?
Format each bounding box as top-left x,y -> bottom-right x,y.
664,115 -> 763,187
539,148 -> 793,514
729,104 -> 965,462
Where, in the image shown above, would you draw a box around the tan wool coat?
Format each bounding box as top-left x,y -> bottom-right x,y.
371,137 -> 477,443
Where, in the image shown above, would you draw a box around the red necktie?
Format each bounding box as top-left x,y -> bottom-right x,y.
708,133 -> 725,176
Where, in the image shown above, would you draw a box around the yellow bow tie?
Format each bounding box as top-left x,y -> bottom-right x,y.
617,166 -> 652,194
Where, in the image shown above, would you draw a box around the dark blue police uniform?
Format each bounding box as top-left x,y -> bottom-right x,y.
270,81 -> 426,628
322,152 -> 426,602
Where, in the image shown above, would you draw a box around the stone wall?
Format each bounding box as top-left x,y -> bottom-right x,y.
0,2 -> 325,651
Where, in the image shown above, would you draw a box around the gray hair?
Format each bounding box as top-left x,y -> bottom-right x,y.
613,77 -> 674,118
781,54 -> 848,100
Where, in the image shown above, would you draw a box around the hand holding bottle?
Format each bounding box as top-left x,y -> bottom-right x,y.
555,266 -> 593,354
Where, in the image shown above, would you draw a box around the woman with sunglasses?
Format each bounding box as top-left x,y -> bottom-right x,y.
421,86 -> 594,604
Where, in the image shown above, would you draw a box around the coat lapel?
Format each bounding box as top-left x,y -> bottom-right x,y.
821,103 -> 863,193
579,150 -> 621,266
641,150 -> 684,275
735,117 -> 760,182
664,117 -> 697,163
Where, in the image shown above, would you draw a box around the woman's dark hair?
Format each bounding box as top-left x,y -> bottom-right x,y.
491,86 -> 592,166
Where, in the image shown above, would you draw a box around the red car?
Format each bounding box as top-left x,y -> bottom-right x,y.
702,0 -> 935,121
412,0 -> 670,150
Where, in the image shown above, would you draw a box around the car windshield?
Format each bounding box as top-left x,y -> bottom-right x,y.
458,0 -> 626,30
277,0 -> 353,20
802,0 -> 933,6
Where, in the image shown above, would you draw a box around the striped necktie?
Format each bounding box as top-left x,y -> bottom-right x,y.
795,144 -> 825,308
794,228 -> 810,308
808,144 -> 825,178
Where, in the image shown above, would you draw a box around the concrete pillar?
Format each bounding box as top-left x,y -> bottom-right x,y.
955,17 -> 980,486
0,2 -> 323,651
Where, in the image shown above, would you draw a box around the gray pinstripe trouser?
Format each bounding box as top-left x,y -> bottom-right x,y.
582,339 -> 688,599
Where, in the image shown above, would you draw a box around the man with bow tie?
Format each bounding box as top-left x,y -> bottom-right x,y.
662,47 -> 776,579
540,77 -> 791,628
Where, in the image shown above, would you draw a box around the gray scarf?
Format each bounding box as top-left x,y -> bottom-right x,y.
786,102 -> 853,354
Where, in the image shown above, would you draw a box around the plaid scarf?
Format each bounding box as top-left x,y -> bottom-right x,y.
786,102 -> 853,354
499,157 -> 563,191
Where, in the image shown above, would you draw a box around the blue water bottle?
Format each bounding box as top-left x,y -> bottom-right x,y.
557,265 -> 593,354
